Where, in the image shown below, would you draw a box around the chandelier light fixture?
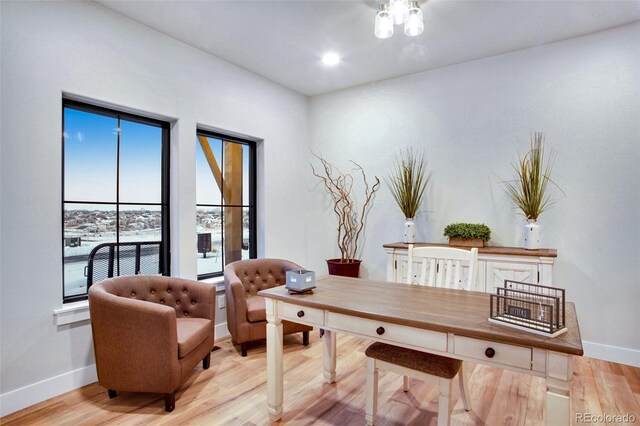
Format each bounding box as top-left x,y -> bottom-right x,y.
375,0 -> 424,38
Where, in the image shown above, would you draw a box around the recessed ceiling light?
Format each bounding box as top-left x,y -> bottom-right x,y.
321,52 -> 341,66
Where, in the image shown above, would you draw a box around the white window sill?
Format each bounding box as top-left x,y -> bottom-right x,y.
54,300 -> 90,326
53,279 -> 224,326
200,276 -> 225,292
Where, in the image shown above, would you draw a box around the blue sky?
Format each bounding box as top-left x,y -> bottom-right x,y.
64,108 -> 162,203
65,107 -> 249,208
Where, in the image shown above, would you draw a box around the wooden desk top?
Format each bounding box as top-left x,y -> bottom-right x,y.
383,242 -> 558,258
259,275 -> 583,356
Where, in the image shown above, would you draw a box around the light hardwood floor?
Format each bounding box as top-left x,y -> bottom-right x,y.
2,332 -> 639,425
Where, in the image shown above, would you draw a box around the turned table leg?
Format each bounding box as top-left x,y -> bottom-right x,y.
266,299 -> 283,421
545,352 -> 572,426
323,329 -> 337,383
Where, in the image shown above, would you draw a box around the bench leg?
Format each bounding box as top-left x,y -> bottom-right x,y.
107,389 -> 117,399
438,378 -> 453,426
241,342 -> 248,357
303,330 -> 309,346
458,363 -> 472,412
203,353 -> 211,370
365,358 -> 378,425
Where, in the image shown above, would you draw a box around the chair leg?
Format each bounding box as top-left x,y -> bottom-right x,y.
107,389 -> 117,399
458,363 -> 472,412
240,342 -> 248,357
164,392 -> 176,412
437,378 -> 453,426
365,358 -> 378,426
203,353 -> 211,370
403,375 -> 410,392
303,330 -> 309,346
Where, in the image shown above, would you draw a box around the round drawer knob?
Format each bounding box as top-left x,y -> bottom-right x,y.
297,310 -> 305,318
485,347 -> 496,358
376,327 -> 385,336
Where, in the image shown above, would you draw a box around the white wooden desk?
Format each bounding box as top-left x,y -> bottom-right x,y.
259,275 -> 583,425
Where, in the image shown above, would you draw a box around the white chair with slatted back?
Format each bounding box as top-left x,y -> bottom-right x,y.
406,245 -> 478,290
365,245 -> 478,426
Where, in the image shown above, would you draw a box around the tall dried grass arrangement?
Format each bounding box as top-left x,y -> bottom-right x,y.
504,133 -> 560,221
386,148 -> 429,219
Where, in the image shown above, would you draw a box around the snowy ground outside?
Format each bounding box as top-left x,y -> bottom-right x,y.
64,228 -> 248,296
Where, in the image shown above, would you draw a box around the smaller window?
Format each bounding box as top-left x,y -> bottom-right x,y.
196,130 -> 256,279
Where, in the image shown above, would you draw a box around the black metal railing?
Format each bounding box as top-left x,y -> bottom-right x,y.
85,241 -> 163,289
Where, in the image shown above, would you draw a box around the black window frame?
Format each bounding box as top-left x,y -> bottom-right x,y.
61,99 -> 171,303
196,129 -> 257,280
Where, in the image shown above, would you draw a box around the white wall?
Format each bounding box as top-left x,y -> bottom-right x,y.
308,23 -> 640,360
1,0 -> 639,417
0,0 -> 309,413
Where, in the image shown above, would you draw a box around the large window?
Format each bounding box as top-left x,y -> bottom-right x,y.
196,130 -> 256,279
62,100 -> 170,302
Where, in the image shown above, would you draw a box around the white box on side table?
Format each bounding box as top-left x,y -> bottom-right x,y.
285,270 -> 316,292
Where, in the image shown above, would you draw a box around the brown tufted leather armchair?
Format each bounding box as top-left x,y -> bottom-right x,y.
88,275 -> 215,412
224,258 -> 312,356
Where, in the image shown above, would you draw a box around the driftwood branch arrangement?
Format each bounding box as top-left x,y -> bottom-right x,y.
311,154 -> 380,262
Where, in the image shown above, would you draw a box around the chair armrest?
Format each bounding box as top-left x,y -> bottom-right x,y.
88,289 -> 181,393
224,271 -> 249,339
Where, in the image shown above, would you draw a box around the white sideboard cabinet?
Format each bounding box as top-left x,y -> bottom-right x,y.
384,243 -> 557,292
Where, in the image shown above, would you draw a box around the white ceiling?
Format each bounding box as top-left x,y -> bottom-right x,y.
97,0 -> 640,96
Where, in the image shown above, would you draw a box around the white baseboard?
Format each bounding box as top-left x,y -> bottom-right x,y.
215,322 -> 230,341
0,364 -> 97,417
583,340 -> 640,367
1,325 -> 230,418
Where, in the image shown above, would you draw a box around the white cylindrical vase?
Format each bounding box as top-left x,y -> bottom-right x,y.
524,220 -> 540,250
404,218 -> 416,243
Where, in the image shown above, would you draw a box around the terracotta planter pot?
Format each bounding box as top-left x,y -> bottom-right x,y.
448,237 -> 484,248
326,259 -> 362,278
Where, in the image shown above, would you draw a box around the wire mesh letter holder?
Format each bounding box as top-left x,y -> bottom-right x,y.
489,280 -> 567,337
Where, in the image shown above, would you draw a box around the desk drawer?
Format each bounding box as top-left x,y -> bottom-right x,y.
454,336 -> 532,370
279,303 -> 324,326
326,312 -> 447,352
